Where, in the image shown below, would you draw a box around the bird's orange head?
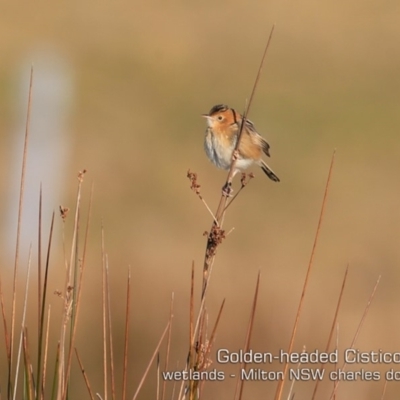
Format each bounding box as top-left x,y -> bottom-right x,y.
202,104 -> 240,133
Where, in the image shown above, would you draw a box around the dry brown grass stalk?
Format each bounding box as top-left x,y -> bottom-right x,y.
57,169 -> 87,400
9,65 -> 34,400
37,210 -> 55,400
201,25 -> 275,296
274,150 -> 336,400
63,183 -> 93,400
122,266 -> 132,400
329,275 -> 381,400
101,225 -> 108,400
41,305 -> 51,400
184,25 -> 276,400
132,321 -> 171,400
105,259 -> 116,400
161,292 -> 174,400
13,246 -> 32,400
234,272 -> 260,400
311,266 -> 349,400
75,347 -> 96,400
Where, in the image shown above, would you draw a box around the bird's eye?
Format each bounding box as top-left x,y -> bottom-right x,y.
217,115 -> 223,121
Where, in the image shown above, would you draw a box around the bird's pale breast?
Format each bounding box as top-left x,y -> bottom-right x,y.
204,128 -> 235,170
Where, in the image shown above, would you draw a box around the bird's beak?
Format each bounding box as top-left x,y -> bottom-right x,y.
201,114 -> 211,119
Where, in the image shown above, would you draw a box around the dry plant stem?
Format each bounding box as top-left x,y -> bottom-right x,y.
329,275 -> 381,400
223,173 -> 254,214
156,354 -> 160,400
201,25 -> 275,296
13,246 -> 32,400
203,299 -> 225,367
57,170 -> 86,400
0,277 -> 10,375
334,323 -> 339,400
51,343 -> 60,399
67,191 -> 82,393
69,209 -> 80,348
23,328 -> 35,399
186,266 -> 196,398
122,267 -> 131,400
274,150 -> 336,400
380,379 -> 388,400
36,188 -> 43,392
132,321 -> 171,400
170,362 -> 179,400
187,29 -> 275,398
287,347 -> 305,400
75,348 -> 95,400
101,225 -> 108,400
106,260 -> 116,400
38,185 -> 42,332
189,299 -> 226,399
187,273 -> 217,391
311,266 -> 348,400
200,199 -> 218,226
181,263 -> 204,400
62,169 -> 86,382
199,377 -> 206,396
161,293 -> 174,400
183,305 -> 206,400
197,298 -> 226,397
9,65 -> 34,399
61,212 -> 68,271
187,170 -> 219,226
184,308 -> 208,399
37,211 -> 55,400
63,183 -> 93,400
41,306 -> 51,400
189,262 -> 195,362
68,170 -> 86,285
234,272 -> 260,400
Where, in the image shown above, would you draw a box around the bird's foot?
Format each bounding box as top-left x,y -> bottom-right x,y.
222,182 -> 233,197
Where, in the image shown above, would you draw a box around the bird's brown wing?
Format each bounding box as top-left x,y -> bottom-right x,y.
230,116 -> 271,160
243,119 -> 271,157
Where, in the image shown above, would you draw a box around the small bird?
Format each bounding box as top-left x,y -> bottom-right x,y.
202,104 -> 280,183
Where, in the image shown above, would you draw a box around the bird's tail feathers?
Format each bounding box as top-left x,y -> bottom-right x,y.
260,160 -> 280,182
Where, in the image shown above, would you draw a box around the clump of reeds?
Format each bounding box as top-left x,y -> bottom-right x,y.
0,30 -> 385,400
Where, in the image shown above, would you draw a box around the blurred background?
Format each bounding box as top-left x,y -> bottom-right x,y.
0,0 -> 399,398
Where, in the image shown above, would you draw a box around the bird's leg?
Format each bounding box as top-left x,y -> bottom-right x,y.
222,182 -> 233,197
222,163 -> 239,197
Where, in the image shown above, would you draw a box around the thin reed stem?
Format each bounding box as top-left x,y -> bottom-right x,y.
274,150 -> 336,400
9,65 -> 34,399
